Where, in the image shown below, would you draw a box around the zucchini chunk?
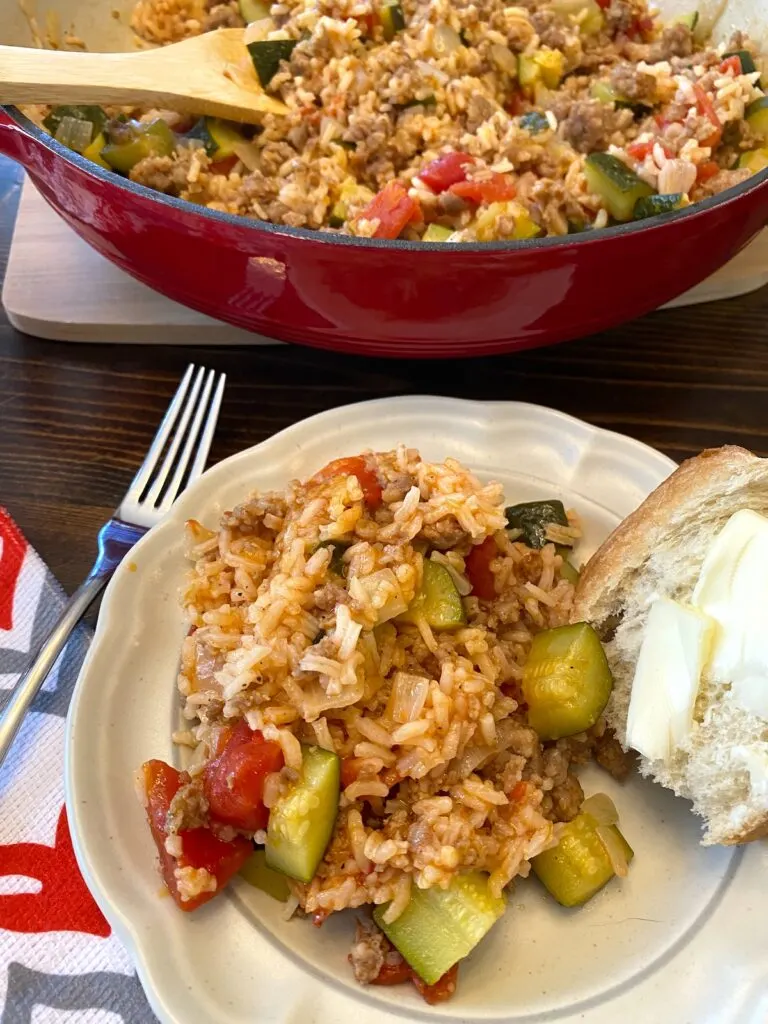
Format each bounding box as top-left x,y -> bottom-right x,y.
584,152 -> 653,222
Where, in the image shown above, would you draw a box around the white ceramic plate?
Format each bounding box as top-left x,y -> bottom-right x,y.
65,397 -> 768,1024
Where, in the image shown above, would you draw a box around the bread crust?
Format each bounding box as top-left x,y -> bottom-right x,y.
723,815 -> 768,845
572,445 -> 768,846
573,446 -> 760,624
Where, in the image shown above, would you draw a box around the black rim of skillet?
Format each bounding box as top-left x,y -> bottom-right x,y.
6,103 -> 768,253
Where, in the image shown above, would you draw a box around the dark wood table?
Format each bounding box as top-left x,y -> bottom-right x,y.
2,153 -> 767,594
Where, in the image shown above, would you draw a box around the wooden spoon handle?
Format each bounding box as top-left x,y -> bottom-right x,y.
0,45 -> 167,107
0,41 -> 287,123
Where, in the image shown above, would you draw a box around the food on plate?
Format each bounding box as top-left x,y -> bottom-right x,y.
531,792 -> 633,906
32,0 -> 767,241
572,445 -> 768,846
136,448 -> 633,1001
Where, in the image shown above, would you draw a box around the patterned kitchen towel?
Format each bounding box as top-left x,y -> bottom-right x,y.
0,507 -> 157,1023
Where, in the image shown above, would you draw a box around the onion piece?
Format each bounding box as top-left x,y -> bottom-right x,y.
429,551 -> 472,596
387,671 -> 430,723
300,677 -> 364,721
193,641 -> 225,693
244,16 -> 274,44
595,823 -> 629,878
349,568 -> 409,624
580,793 -> 619,827
454,743 -> 495,778
232,140 -> 262,171
433,23 -> 462,55
415,59 -> 449,84
490,43 -> 518,75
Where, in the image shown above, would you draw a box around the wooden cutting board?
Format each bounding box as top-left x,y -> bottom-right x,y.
3,176 -> 768,344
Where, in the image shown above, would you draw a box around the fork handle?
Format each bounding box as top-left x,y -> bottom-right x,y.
0,574 -> 108,766
0,518 -> 146,768
0,577 -> 108,761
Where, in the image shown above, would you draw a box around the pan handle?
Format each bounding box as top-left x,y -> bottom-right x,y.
0,107 -> 28,163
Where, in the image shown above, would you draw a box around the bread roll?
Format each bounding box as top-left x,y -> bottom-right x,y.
572,446 -> 768,845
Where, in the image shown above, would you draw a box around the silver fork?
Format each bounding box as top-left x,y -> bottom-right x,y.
0,363 -> 226,767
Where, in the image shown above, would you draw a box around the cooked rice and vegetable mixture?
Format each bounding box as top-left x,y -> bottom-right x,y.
138,450 -> 634,1002
33,0 -> 768,241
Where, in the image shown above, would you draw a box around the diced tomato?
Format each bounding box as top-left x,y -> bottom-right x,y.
371,959 -> 414,985
626,15 -> 654,39
696,159 -> 720,183
626,139 -> 672,161
450,172 -> 516,205
693,83 -> 723,148
203,725 -> 284,832
510,780 -> 529,802
368,955 -> 458,1000
412,963 -> 459,1004
654,112 -> 678,133
719,55 -> 742,75
357,11 -> 376,35
419,151 -> 474,193
340,757 -> 363,789
505,90 -> 526,116
313,910 -> 330,927
465,536 -> 498,601
142,760 -> 252,912
144,759 -> 185,840
594,0 -> 610,8
209,154 -> 239,176
358,181 -> 421,239
313,455 -> 383,508
212,719 -> 253,757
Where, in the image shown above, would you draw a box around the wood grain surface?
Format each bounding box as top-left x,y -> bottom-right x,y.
1,154 -> 768,594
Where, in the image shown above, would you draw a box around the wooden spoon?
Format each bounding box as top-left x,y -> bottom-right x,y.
0,29 -> 288,125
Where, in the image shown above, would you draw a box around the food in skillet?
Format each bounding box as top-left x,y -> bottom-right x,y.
137,450 -> 634,1003
34,0 -> 767,241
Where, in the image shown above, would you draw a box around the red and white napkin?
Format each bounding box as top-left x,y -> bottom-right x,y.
0,508 -> 156,1022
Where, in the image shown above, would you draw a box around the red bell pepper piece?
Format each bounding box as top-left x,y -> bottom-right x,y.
693,83 -> 723,149
626,15 -> 654,39
313,455 -> 384,508
465,537 -> 498,600
142,760 -> 252,912
696,159 -> 720,183
358,181 -> 421,239
449,173 -> 516,204
203,724 -> 284,833
209,154 -> 239,176
719,55 -> 742,76
419,152 -> 474,192
626,139 -> 672,161
505,90 -> 526,116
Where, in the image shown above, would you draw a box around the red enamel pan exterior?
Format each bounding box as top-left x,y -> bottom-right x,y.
1,105 -> 767,358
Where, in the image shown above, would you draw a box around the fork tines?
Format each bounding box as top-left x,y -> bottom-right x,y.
120,364 -> 226,527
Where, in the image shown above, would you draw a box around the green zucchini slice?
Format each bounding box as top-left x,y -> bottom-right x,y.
584,152 -> 653,222
248,38 -> 297,87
